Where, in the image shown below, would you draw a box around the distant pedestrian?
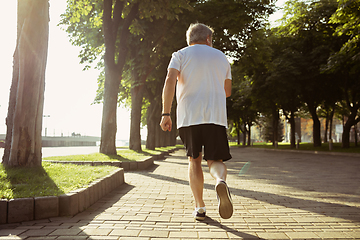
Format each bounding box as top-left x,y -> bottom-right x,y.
160,23 -> 233,220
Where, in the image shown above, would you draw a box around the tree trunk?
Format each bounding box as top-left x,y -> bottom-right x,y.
129,84 -> 144,151
100,66 -> 119,155
354,124 -> 358,147
272,109 -> 279,146
100,1 -> 139,155
307,103 -> 322,147
146,100 -> 157,150
342,111 -> 360,148
2,0 -> 49,167
329,106 -> 335,141
324,112 -> 329,143
242,124 -> 246,146
235,119 -> 240,145
289,111 -> 296,148
236,128 -> 240,145
155,124 -> 161,148
342,121 -> 352,148
247,124 -> 251,146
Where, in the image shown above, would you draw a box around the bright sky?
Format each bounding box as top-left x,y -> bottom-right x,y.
0,1 -> 132,140
0,1 -> 285,139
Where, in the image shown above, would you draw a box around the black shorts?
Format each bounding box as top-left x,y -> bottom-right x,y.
179,124 -> 232,161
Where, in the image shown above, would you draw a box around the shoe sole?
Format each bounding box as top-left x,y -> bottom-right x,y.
216,182 -> 233,219
193,210 -> 206,221
195,215 -> 206,221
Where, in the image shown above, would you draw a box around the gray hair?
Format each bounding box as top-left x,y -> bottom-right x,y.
186,23 -> 214,46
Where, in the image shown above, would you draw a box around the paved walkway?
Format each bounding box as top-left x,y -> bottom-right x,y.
1,147 -> 360,239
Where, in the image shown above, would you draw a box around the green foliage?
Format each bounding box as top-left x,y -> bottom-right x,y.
327,0 -> 360,78
59,0 -> 192,70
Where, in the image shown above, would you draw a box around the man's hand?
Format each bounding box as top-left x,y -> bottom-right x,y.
160,115 -> 172,131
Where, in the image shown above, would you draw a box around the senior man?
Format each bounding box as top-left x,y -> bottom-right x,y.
160,23 -> 233,220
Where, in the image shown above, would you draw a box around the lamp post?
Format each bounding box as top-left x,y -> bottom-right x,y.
43,115 -> 50,137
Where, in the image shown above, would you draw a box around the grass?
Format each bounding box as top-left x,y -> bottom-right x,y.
43,151 -> 140,162
0,162 -> 117,199
43,145 -> 183,162
1,145 -> 183,200
230,141 -> 360,154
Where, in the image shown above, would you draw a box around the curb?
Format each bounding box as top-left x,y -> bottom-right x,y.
0,147 -> 179,225
1,168 -> 124,224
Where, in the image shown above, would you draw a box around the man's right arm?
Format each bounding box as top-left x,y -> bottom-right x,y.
224,79 -> 232,98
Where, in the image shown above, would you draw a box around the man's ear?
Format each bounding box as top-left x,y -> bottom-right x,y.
206,35 -> 213,47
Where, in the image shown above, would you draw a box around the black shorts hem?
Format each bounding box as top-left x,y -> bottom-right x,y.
179,123 -> 232,162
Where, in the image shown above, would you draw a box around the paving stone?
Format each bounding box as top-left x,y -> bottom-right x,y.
87,237 -> 118,240
110,229 -> 140,237
58,192 -> 79,217
81,228 -> 113,236
7,198 -> 34,223
169,231 -> 198,238
257,232 -> 290,239
198,230 -> 228,239
0,229 -> 26,236
139,230 -> 169,238
57,236 -> 87,240
34,196 -> 58,220
26,237 -> 57,240
1,148 -> 360,239
285,231 -> 319,239
0,200 -> 7,224
71,188 -> 88,213
118,237 -> 149,240
316,231 -> 353,238
49,229 -> 82,236
19,229 -> 55,237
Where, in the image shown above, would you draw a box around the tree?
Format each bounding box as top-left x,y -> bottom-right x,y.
327,0 -> 360,148
126,18 -> 181,151
2,0 -> 49,167
278,0 -> 340,147
227,71 -> 258,146
3,0 -> 49,166
263,115 -> 284,143
238,29 -> 284,146
141,0 -> 275,149
60,0 -> 191,154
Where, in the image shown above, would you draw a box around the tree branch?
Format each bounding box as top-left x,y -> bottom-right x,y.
103,0 -> 116,67
113,0 -> 125,34
115,2 -> 139,68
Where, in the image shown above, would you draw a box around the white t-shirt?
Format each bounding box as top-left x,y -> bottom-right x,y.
168,44 -> 232,129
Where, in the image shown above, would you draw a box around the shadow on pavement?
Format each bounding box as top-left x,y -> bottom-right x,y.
135,150 -> 360,223
203,216 -> 265,239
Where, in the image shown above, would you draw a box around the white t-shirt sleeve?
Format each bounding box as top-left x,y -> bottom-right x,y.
226,62 -> 232,80
168,52 -> 181,71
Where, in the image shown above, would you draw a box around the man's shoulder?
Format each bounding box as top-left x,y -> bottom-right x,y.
174,45 -> 191,53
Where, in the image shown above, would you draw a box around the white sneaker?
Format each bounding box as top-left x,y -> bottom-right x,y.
192,208 -> 206,221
